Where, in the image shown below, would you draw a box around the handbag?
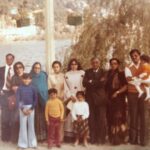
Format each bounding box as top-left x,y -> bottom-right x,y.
8,95 -> 16,110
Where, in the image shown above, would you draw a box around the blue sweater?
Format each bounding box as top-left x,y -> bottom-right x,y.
16,84 -> 38,110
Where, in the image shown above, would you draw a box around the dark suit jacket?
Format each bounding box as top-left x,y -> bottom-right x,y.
0,66 -> 5,91
83,68 -> 108,106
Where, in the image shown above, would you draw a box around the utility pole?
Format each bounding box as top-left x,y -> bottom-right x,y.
45,0 -> 55,75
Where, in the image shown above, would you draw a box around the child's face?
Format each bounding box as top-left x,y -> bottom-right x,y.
22,78 -> 32,85
141,59 -> 146,64
50,93 -> 57,99
77,94 -> 84,101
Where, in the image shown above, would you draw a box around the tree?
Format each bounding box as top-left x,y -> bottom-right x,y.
65,0 -> 150,69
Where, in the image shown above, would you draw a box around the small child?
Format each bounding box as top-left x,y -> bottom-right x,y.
125,54 -> 150,100
45,88 -> 64,148
71,91 -> 89,147
16,73 -> 37,149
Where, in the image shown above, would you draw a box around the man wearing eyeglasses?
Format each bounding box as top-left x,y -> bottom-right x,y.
0,53 -> 15,142
125,49 -> 146,146
83,57 -> 107,144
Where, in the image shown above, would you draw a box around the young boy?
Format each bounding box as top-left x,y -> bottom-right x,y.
125,54 -> 150,100
16,73 -> 37,149
71,91 -> 89,147
45,88 -> 64,148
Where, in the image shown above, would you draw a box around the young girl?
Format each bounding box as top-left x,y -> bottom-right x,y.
125,54 -> 150,100
71,91 -> 89,147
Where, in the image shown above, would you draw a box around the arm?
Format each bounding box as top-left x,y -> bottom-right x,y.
125,67 -> 133,82
45,102 -> 49,123
71,103 -> 77,121
16,87 -> 22,109
90,69 -> 107,88
82,102 -> 89,120
82,70 -> 91,88
112,71 -> 127,97
59,100 -> 64,120
31,87 -> 38,110
48,75 -> 53,89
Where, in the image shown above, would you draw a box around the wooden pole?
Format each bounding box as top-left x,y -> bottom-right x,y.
45,0 -> 55,75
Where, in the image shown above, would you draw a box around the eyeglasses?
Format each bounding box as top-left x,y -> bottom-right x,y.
34,67 -> 41,69
16,66 -> 23,70
111,62 -> 118,65
71,63 -> 78,66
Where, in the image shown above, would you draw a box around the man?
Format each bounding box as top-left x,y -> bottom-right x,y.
0,53 -> 15,142
125,49 -> 146,146
83,57 -> 107,144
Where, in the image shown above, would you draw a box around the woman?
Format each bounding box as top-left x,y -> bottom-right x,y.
11,61 -> 25,143
48,60 -> 64,141
64,58 -> 85,141
30,62 -> 48,142
105,58 -> 127,145
48,61 -> 64,100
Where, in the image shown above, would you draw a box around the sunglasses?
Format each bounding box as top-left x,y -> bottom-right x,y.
71,63 -> 78,65
16,66 -> 23,70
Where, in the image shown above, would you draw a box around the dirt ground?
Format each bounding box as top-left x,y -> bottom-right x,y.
0,141 -> 150,150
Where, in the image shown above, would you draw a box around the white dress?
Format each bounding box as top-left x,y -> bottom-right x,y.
64,70 -> 85,137
48,72 -> 64,100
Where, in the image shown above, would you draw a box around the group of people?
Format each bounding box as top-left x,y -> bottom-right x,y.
0,48 -> 150,149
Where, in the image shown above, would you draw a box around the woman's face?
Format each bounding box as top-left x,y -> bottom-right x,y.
33,64 -> 41,74
53,63 -> 61,74
16,64 -> 24,76
70,61 -> 78,71
110,60 -> 119,70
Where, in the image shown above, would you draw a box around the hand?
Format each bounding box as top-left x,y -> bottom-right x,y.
12,86 -> 18,93
88,80 -> 92,83
112,92 -> 119,98
22,109 -> 29,116
46,121 -> 50,125
27,109 -> 33,115
70,96 -> 76,102
77,116 -> 83,122
0,91 -> 4,96
100,77 -> 105,81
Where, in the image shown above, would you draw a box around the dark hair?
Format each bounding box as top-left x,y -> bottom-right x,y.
22,73 -> 32,79
6,53 -> 15,59
31,62 -> 42,72
109,58 -> 120,65
67,58 -> 82,71
48,88 -> 58,95
140,54 -> 150,63
13,61 -> 25,75
76,91 -> 85,97
52,61 -> 62,68
129,49 -> 141,57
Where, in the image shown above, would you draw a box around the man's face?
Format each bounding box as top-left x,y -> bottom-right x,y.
6,55 -> 14,66
130,52 -> 140,64
91,58 -> 100,70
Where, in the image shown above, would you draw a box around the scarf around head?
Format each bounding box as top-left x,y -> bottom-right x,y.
31,71 -> 48,105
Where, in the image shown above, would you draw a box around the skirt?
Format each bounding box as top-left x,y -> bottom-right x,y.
73,119 -> 89,138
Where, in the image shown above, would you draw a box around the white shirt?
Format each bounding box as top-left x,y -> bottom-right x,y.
64,70 -> 85,99
71,101 -> 89,121
48,72 -> 64,99
64,70 -> 85,110
3,64 -> 14,90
